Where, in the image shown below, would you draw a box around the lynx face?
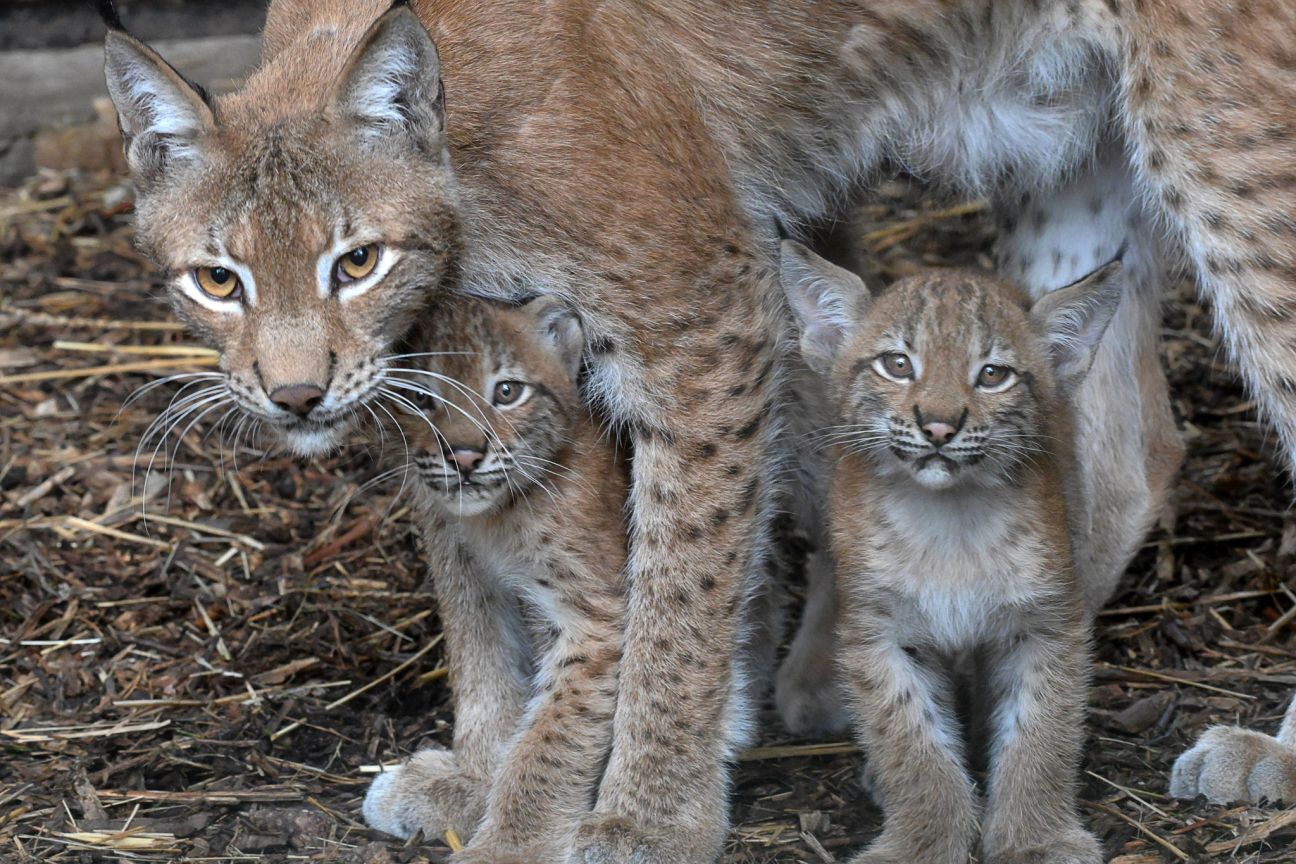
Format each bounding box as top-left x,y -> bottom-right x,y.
393,296 -> 585,516
780,240 -> 1122,490
103,9 -> 457,456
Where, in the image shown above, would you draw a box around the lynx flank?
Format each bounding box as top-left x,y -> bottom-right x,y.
782,241 -> 1120,864
363,295 -> 627,861
102,0 -> 1293,856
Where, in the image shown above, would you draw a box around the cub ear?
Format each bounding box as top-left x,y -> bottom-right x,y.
779,239 -> 872,377
522,295 -> 585,378
1031,254 -> 1125,389
334,7 -> 444,150
103,30 -> 215,187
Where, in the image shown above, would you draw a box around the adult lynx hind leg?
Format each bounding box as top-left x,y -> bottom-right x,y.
995,138 -> 1182,616
1113,0 -> 1296,801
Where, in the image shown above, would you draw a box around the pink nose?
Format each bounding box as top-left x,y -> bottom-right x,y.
450,448 -> 484,474
922,422 -> 956,445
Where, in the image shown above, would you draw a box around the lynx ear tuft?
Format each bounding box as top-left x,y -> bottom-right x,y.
335,7 -> 444,150
779,239 -> 872,377
1031,254 -> 1125,388
103,31 -> 214,187
522,295 -> 585,378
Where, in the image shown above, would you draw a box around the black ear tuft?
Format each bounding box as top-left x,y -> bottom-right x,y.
773,216 -> 792,241
95,0 -> 124,31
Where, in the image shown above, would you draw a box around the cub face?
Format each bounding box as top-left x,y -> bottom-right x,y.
392,296 -> 586,516
102,8 -> 458,456
780,240 -> 1123,490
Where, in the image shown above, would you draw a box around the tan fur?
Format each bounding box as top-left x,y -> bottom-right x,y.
782,242 -> 1120,864
1171,693 -> 1296,805
101,0 -> 1296,857
363,297 -> 628,861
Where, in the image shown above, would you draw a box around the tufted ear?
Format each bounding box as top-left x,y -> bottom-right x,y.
779,239 -> 873,377
103,30 -> 215,187
522,295 -> 585,379
1031,255 -> 1125,390
333,6 -> 444,150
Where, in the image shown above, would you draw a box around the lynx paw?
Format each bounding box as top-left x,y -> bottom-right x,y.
983,829 -> 1102,864
362,747 -> 487,840
567,814 -> 705,864
1170,725 -> 1296,804
774,655 -> 851,736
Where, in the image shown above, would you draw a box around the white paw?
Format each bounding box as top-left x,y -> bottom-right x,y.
361,747 -> 487,840
363,768 -> 412,838
1170,725 -> 1296,804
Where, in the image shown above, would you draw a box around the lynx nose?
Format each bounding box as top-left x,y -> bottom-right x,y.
270,384 -> 325,418
922,421 -> 956,446
448,447 -> 485,475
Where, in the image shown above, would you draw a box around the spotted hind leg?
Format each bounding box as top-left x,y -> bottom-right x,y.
996,138 -> 1182,615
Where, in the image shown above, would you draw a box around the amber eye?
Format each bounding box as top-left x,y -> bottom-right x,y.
194,266 -> 242,300
879,352 -> 915,380
336,243 -> 380,282
977,364 -> 1015,389
493,381 -> 527,407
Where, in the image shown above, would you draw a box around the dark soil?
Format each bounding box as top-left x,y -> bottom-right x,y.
1,170 -> 1294,863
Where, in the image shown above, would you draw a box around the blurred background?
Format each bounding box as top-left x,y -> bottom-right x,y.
0,0 -> 265,184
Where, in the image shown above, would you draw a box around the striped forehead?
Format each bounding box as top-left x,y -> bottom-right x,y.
889,274 -> 1027,362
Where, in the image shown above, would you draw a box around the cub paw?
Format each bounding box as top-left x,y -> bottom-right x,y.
983,829 -> 1102,864
774,655 -> 851,736
362,747 -> 487,841
1170,725 -> 1296,804
567,814 -> 698,864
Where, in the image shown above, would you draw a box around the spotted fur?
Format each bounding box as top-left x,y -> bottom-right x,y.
363,296 -> 629,862
101,0 -> 1294,857
782,242 -> 1121,864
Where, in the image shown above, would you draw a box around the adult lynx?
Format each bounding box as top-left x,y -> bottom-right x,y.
101,0 -> 1290,858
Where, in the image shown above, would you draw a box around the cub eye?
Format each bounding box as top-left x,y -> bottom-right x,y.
493,381 -> 528,407
194,266 -> 242,300
336,243 -> 380,282
976,364 -> 1016,389
878,352 -> 915,381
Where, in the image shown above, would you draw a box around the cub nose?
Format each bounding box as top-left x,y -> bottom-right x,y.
448,447 -> 485,475
270,384 -> 325,418
922,421 -> 957,446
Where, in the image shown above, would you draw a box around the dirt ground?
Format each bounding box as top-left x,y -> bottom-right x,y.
2,169 -> 1295,863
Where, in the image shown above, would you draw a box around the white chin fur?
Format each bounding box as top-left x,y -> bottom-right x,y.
912,460 -> 958,490
281,422 -> 348,457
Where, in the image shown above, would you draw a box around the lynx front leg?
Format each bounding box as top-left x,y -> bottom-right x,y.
1170,693 -> 1296,805
466,615 -> 623,860
364,540 -> 531,841
570,266 -> 784,864
839,631 -> 977,864
980,625 -> 1099,864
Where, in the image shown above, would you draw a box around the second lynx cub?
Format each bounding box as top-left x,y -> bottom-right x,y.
781,241 -> 1122,864
363,296 -> 627,861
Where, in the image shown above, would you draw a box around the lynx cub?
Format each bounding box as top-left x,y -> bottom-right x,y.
781,241 -> 1122,864
363,295 -> 627,862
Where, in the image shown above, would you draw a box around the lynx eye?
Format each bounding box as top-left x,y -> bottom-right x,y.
976,364 -> 1016,390
336,243 -> 380,282
493,381 -> 528,407
194,266 -> 242,300
877,352 -> 915,381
